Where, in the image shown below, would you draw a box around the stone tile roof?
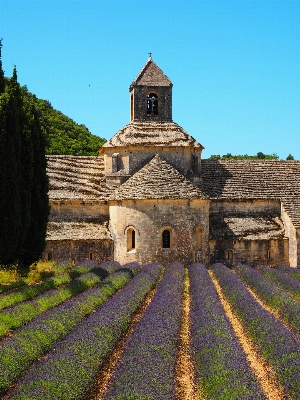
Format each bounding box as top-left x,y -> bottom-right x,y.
100,120 -> 203,150
130,57 -> 172,88
46,221 -> 112,241
209,215 -> 285,240
201,160 -> 300,227
110,154 -> 208,201
47,155 -> 113,201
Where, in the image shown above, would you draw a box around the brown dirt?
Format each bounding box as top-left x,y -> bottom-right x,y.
176,271 -> 196,400
209,271 -> 287,400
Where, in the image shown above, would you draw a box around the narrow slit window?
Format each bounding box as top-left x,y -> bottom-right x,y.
89,252 -> 93,260
226,250 -> 233,263
195,227 -> 202,250
162,229 -> 171,248
132,230 -> 135,249
47,252 -> 52,261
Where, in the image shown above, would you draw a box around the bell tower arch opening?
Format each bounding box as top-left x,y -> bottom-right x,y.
147,92 -> 159,115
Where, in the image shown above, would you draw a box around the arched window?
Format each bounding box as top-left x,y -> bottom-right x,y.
127,228 -> 136,251
162,229 -> 171,249
89,251 -> 93,260
147,93 -> 158,115
195,227 -> 202,250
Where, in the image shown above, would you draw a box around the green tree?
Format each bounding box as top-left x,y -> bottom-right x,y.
0,61 -> 49,273
0,67 -> 24,266
256,151 -> 265,159
19,100 -> 49,270
286,154 -> 294,160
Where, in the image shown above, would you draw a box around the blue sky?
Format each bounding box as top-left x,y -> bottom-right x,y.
1,0 -> 300,159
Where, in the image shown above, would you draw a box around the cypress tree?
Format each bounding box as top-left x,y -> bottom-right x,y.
0,49 -> 49,273
18,99 -> 49,271
0,67 -> 23,265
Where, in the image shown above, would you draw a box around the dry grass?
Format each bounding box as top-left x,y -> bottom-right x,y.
0,260 -> 55,285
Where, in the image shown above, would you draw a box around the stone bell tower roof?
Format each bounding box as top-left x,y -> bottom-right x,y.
100,120 -> 203,150
130,56 -> 172,89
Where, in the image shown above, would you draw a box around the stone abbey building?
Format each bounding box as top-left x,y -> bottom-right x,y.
44,57 -> 300,267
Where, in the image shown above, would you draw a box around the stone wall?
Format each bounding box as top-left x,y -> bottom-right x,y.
209,238 -> 289,266
109,198 -> 210,265
50,200 -> 109,222
43,239 -> 113,263
210,198 -> 281,216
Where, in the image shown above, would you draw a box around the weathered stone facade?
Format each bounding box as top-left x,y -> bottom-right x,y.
43,56 -> 300,267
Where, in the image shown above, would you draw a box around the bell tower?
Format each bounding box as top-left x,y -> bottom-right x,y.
129,55 -> 173,122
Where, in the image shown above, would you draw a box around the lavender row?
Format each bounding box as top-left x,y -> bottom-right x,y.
0,259 -> 115,311
211,263 -> 300,399
0,272 -> 71,310
0,265 -> 108,338
235,265 -> 300,336
189,263 -> 266,399
8,262 -> 163,400
0,265 -> 139,396
69,259 -> 113,278
0,260 -> 106,311
275,264 -> 300,282
104,262 -> 184,400
257,265 -> 300,301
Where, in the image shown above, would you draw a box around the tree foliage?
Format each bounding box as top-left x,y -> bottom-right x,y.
208,152 -> 280,160
0,59 -> 49,274
23,92 -> 106,155
286,154 -> 294,160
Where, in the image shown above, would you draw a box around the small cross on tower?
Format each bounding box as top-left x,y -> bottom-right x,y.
148,52 -> 152,59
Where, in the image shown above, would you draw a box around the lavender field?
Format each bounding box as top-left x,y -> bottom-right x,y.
0,260 -> 300,399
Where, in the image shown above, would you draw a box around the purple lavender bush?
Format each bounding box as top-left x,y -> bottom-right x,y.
98,260 -> 121,274
235,264 -> 300,336
0,273 -> 71,310
69,259 -> 101,278
211,263 -> 300,399
257,265 -> 300,300
104,262 -> 184,400
51,260 -> 73,273
275,265 -> 300,282
8,263 -> 163,400
189,263 -> 266,399
0,268 -> 106,336
0,267 -> 137,396
120,261 -> 141,277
